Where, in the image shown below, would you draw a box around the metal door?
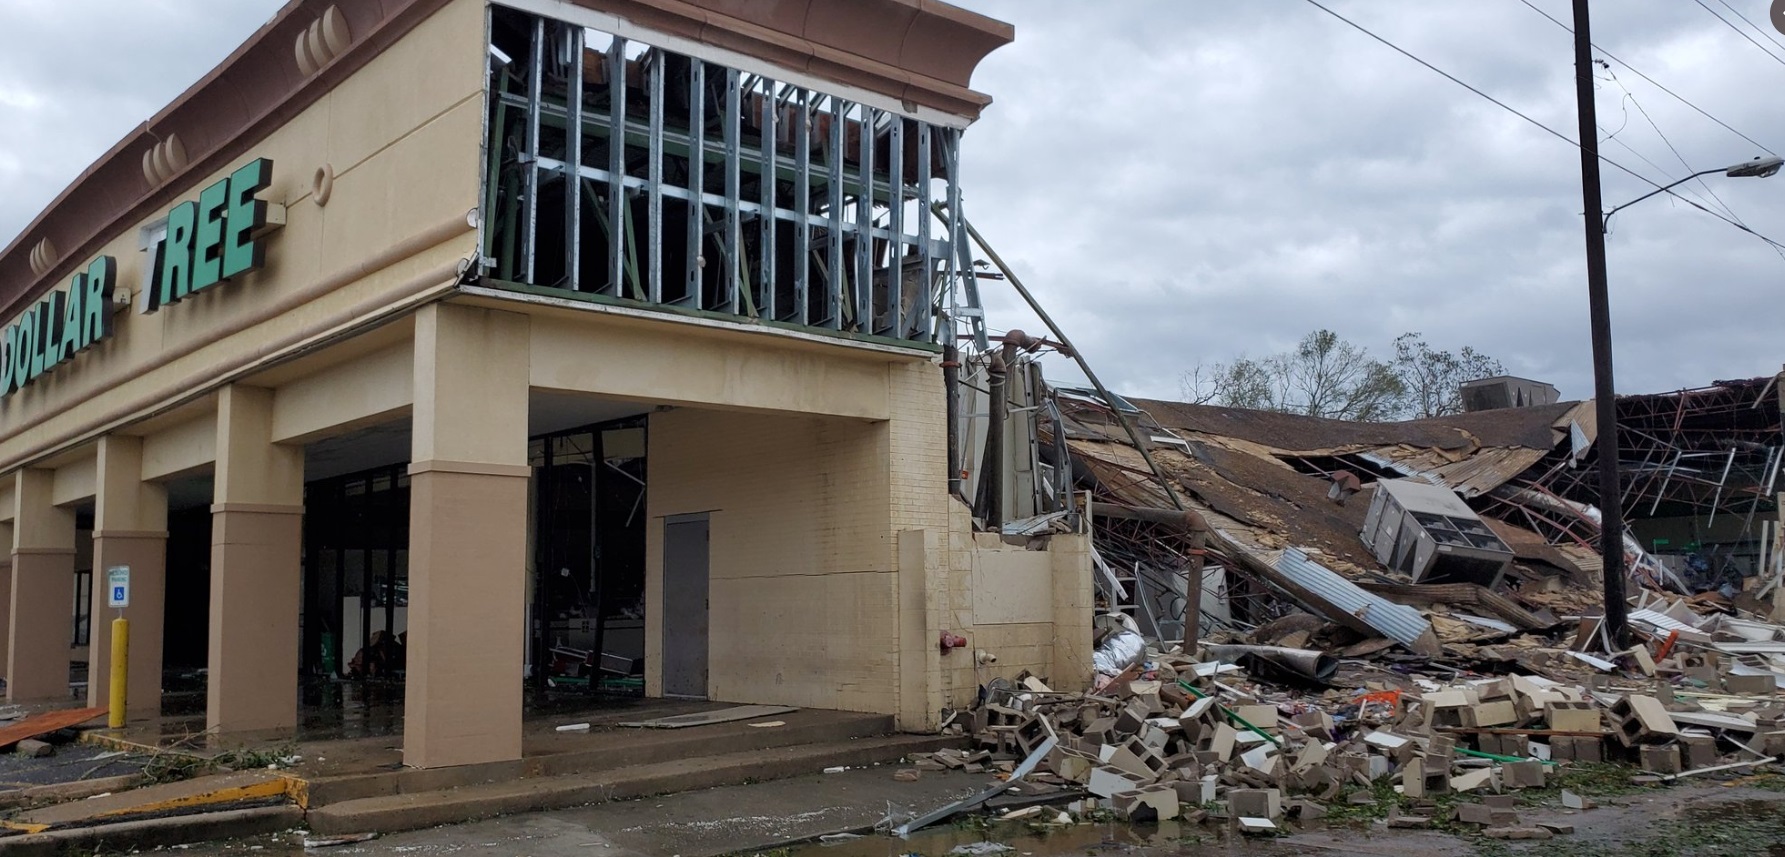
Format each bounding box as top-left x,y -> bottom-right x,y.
662,514 -> 709,698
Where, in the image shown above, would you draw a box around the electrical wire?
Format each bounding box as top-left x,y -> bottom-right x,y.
1603,65 -> 1746,226
1692,0 -> 1785,71
1518,0 -> 1778,158
1300,0 -> 1785,252
1714,0 -> 1785,57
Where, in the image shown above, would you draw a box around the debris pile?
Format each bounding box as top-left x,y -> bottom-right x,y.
909,632 -> 1785,836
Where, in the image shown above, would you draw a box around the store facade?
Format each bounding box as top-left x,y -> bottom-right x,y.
0,0 -> 1090,769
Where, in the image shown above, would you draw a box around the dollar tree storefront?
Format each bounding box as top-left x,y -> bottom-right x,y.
0,0 -> 1090,770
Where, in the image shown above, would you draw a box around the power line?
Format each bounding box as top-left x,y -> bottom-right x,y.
1517,0 -> 1778,158
1299,0 -> 1785,252
1602,65 -> 1745,226
1715,0 -> 1785,57
1692,0 -> 1785,71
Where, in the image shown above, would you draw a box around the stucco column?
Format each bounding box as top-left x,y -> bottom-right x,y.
89,436 -> 169,714
1050,531 -> 1094,691
209,386 -> 305,734
404,303 -> 530,769
10,469 -> 74,702
0,523 -> 14,676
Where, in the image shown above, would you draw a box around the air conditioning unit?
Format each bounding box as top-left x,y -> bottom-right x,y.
1361,479 -> 1513,587
1460,376 -> 1559,412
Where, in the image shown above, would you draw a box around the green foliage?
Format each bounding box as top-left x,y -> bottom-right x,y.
1393,332 -> 1507,419
1183,329 -> 1507,422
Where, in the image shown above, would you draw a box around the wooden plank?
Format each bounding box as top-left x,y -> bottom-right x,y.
0,707 -> 104,749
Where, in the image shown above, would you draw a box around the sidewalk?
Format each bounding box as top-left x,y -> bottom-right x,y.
180,766 -> 986,856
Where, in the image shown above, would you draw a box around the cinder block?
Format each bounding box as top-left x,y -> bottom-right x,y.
1457,803 -> 1498,825
1680,734 -> 1717,770
1088,766 -> 1148,799
1546,702 -> 1603,734
1639,744 -> 1681,774
1228,788 -> 1283,819
1234,704 -> 1279,730
1502,760 -> 1546,789
1609,695 -> 1680,745
1723,674 -> 1777,695
1112,784 -> 1179,822
1469,700 -> 1519,728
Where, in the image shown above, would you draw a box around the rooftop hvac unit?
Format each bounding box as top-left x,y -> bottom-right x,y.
1361,479 -> 1513,587
1460,376 -> 1559,412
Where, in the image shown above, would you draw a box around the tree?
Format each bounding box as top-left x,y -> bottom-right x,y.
1180,330 -> 1406,422
1392,332 -> 1507,419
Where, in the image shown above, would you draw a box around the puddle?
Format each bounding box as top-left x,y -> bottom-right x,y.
780,817 -> 1283,857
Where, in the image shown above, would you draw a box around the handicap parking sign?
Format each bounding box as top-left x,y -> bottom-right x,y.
106,566 -> 130,609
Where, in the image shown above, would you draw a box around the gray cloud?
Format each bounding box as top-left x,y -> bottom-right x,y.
2,1 -> 1783,404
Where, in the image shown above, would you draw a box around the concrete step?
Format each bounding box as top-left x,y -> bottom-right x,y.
303,711 -> 896,807
307,733 -> 959,836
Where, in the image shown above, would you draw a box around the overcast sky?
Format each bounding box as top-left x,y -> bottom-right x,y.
3,1 -> 1784,404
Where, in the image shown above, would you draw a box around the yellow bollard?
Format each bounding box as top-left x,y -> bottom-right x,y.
108,617 -> 128,729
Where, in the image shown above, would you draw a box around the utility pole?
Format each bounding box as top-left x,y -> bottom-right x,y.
1571,0 -> 1629,649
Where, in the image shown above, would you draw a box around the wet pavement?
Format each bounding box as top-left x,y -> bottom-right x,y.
0,742 -> 141,792
164,772 -> 1785,857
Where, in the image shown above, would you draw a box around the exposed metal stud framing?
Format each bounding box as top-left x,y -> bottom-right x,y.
722,67 -> 742,314
606,36 -> 627,297
758,77 -> 777,321
793,91 -> 811,326
887,117 -> 904,339
826,97 -> 846,330
647,49 -> 664,303
522,18 -> 545,284
681,58 -> 704,307
916,122 -> 933,340
490,8 -> 988,344
855,105 -> 875,332
564,26 -> 584,291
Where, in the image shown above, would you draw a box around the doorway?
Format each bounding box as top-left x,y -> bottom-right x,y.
661,513 -> 709,699
529,416 -> 649,693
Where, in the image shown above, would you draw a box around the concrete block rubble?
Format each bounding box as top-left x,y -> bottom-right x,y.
901,615 -> 1785,837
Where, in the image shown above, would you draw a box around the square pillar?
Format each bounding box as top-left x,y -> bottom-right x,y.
208,386 -> 304,734
89,436 -> 169,714
10,469 -> 74,702
0,523 -> 13,673
1049,531 -> 1095,691
404,303 -> 530,769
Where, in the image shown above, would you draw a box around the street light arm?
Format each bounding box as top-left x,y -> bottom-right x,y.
1600,168 -> 1720,231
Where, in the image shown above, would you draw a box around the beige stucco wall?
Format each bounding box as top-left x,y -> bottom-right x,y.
0,0 -> 486,479
645,405 -> 899,712
934,500 -> 1093,712
644,359 -> 1093,728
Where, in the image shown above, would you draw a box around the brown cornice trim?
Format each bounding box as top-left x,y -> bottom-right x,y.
409,460 -> 533,479
0,0 -> 455,323
210,503 -> 305,516
567,0 -> 1009,119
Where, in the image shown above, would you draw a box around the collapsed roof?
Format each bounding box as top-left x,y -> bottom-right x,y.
1022,374 -> 1784,657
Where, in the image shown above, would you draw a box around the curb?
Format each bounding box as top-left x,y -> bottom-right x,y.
0,805 -> 302,856
308,734 -> 962,835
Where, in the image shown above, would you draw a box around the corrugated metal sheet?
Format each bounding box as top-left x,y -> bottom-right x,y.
1362,445 -> 1548,498
1276,547 -> 1435,651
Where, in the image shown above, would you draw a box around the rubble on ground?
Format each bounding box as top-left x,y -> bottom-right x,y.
905,596 -> 1785,835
